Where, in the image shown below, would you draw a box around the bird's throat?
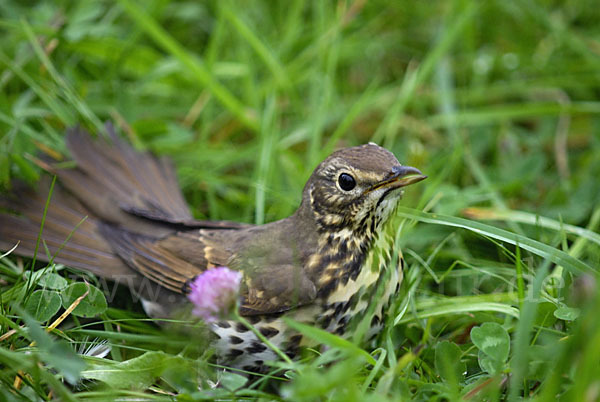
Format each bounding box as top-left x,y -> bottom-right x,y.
309,205 -> 394,300
312,215 -> 403,338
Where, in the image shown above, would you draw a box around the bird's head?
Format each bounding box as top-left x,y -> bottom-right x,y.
302,143 -> 426,236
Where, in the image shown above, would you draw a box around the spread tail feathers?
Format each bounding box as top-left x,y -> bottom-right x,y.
0,179 -> 130,278
0,123 -> 196,283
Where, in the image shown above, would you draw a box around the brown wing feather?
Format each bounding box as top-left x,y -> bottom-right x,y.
98,225 -> 234,293
239,264 -> 317,315
97,224 -> 317,316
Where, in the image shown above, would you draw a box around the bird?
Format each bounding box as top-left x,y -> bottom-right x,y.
0,124 -> 426,372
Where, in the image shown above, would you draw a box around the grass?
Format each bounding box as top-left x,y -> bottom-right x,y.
1,0 -> 600,400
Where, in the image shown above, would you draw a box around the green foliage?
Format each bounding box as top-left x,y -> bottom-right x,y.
471,322 -> 510,375
434,341 -> 465,382
19,306 -> 86,386
24,289 -> 62,322
37,272 -> 68,290
553,306 -> 580,321
284,318 -> 376,365
82,351 -> 190,390
60,282 -> 108,318
0,0 -> 599,400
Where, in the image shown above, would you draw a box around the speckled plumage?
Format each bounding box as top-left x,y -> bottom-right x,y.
212,212 -> 405,371
0,126 -> 426,373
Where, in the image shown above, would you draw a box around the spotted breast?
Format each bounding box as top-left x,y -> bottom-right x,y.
212,196 -> 406,372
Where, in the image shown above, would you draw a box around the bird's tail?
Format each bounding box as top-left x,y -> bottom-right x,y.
0,123 -> 193,282
0,179 -> 127,278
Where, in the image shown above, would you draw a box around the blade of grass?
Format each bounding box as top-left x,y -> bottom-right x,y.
515,245 -> 525,308
0,51 -> 75,125
221,6 -> 290,90
508,259 -> 551,400
361,348 -> 386,393
21,19 -> 105,133
569,206 -> 600,259
395,206 -> 594,275
415,292 -> 519,309
427,102 -> 600,128
372,1 -> 478,147
67,329 -> 190,346
395,302 -> 519,325
283,318 -> 376,365
463,207 -> 600,247
117,0 -> 258,131
24,176 -> 57,299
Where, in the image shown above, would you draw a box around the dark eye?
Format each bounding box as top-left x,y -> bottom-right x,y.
338,173 -> 356,191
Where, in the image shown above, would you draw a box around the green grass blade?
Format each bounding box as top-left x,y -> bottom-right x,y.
427,102 -> 600,128
117,0 -> 258,131
283,318 -> 376,365
21,19 -> 105,133
373,1 -> 478,147
395,302 -> 519,325
508,260 -> 551,400
395,206 -> 594,275
463,207 -> 600,247
0,51 -> 75,125
221,6 -> 290,90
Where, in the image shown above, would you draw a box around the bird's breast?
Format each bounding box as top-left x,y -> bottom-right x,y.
211,220 -> 404,371
316,228 -> 403,338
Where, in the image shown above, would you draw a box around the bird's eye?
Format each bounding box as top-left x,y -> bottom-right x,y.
338,173 -> 356,191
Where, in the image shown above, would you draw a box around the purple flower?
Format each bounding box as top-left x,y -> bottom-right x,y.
187,267 -> 242,322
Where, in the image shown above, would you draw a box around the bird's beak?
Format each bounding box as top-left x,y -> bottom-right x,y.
370,166 -> 427,192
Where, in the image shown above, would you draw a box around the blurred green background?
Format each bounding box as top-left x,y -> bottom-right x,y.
2,0 -> 598,225
1,0 -> 600,400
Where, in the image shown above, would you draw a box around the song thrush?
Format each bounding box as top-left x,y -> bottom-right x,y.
0,125 -> 426,372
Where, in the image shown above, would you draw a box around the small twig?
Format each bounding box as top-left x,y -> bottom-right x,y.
47,284 -> 90,333
533,88 -> 571,180
32,140 -> 63,161
183,91 -> 211,128
554,96 -> 571,180
109,108 -> 138,145
0,327 -> 19,343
